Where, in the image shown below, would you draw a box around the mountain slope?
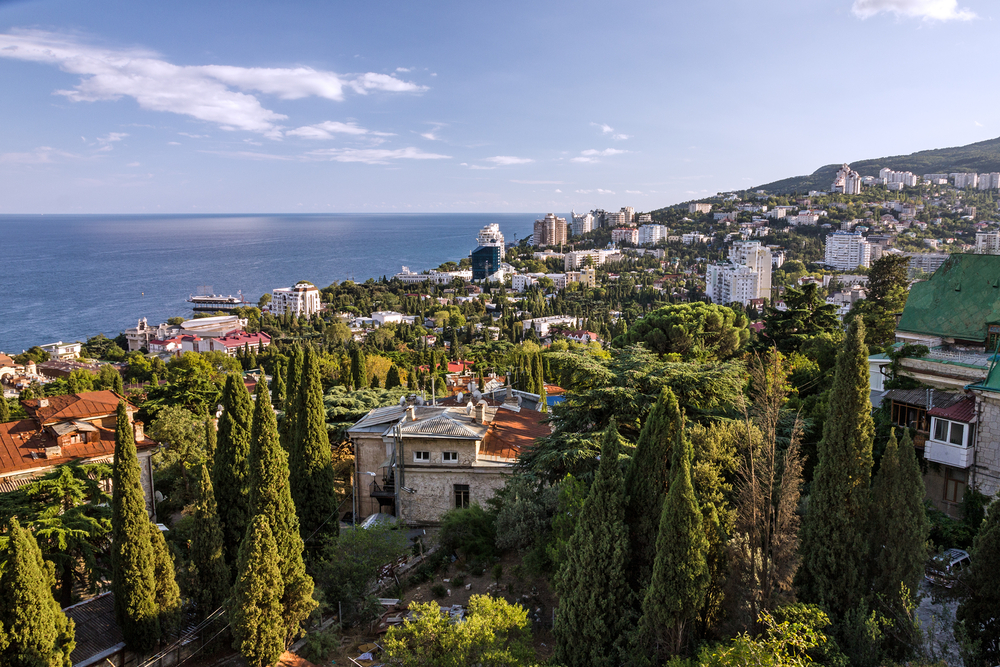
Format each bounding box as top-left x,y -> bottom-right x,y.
755,136 -> 1000,194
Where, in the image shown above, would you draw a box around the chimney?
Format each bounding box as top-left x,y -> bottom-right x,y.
406,406 -> 417,422
38,398 -> 49,408
475,400 -> 487,425
134,420 -> 145,442
44,444 -> 62,458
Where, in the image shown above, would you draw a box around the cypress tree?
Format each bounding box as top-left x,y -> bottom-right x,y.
149,372 -> 159,390
112,369 -> 124,396
638,427 -> 709,659
187,464 -> 230,615
150,525 -> 182,636
956,499 -> 1000,667
204,418 -> 217,468
554,420 -> 632,667
350,345 -> 366,391
385,364 -> 402,389
0,397 -> 9,423
230,515 -> 285,667
0,518 -> 75,667
869,429 -> 929,608
248,380 -> 317,643
272,359 -> 286,409
624,387 -> 681,601
290,347 -> 338,541
111,401 -> 160,651
797,317 -> 874,620
212,374 -> 253,566
280,346 -> 303,450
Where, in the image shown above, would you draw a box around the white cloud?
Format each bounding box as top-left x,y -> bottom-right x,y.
178,132 -> 208,139
554,189 -> 562,193
626,190 -> 643,194
127,161 -> 140,167
592,122 -> 629,140
851,0 -> 975,20
167,141 -> 181,145
305,147 -> 450,164
573,188 -> 616,194
420,122 -> 447,141
0,146 -> 79,164
0,29 -> 427,136
287,120 -> 394,140
485,156 -> 534,166
396,67 -> 411,72
581,148 -> 627,157
99,132 -> 128,143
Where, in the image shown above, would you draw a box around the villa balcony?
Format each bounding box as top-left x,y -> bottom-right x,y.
924,438 -> 973,469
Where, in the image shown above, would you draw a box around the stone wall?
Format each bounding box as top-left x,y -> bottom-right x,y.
972,391 -> 1000,498
400,466 -> 510,525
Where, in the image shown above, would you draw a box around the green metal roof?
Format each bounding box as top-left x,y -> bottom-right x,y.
896,253 -> 1000,342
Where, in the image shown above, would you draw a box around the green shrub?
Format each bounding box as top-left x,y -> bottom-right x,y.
300,627 -> 340,664
439,504 -> 497,561
431,583 -> 447,599
452,576 -> 465,587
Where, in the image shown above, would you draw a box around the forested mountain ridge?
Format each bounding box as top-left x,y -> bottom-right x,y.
755,135 -> 1000,194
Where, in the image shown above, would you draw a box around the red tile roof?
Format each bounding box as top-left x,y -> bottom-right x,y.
0,418 -> 156,477
22,390 -> 130,425
212,331 -> 272,348
928,396 -> 977,423
480,408 -> 550,460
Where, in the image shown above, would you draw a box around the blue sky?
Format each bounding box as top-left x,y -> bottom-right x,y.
0,0 -> 994,213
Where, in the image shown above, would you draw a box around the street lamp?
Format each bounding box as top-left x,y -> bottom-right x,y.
354,471 -> 376,528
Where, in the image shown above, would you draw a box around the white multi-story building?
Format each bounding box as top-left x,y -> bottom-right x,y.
638,224 -> 667,246
824,231 -> 871,270
682,232 -> 710,245
564,249 -> 617,270
790,213 -> 820,226
393,267 -> 474,284
271,282 -> 322,317
570,210 -> 594,236
604,211 -> 627,227
566,268 -> 597,288
688,203 -> 712,214
611,227 -> 639,245
880,168 -> 918,188
706,241 -> 772,306
533,213 -> 568,248
522,315 -> 578,338
976,231 -> 1000,254
476,223 -> 506,261
832,163 -> 862,195
767,206 -> 795,220
952,172 -> 979,189
621,207 -> 635,225
978,173 -> 1000,190
637,213 -> 652,224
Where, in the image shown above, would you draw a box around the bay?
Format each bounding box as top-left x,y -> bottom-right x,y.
0,213 -> 542,353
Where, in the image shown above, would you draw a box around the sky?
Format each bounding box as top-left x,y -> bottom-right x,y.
0,0 -> 995,213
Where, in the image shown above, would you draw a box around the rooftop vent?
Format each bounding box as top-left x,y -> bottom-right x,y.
44,445 -> 61,459
38,398 -> 49,408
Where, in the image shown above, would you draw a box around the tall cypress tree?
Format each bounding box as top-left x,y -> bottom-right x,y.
554,420 -> 631,667
624,387 -> 681,602
280,346 -> 303,451
869,429 -> 929,607
272,359 -> 286,409
290,347 -> 338,541
111,401 -> 160,651
0,397 -> 9,423
350,345 -> 367,391
230,515 -> 285,667
385,364 -> 402,389
0,518 -> 75,667
204,418 -> 217,468
150,525 -> 182,636
187,464 -> 230,616
212,374 -> 253,566
639,427 -> 709,659
957,499 -> 1000,667
797,317 -> 874,620
248,380 -> 317,644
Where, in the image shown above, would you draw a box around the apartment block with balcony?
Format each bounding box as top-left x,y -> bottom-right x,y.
271,282 -> 321,317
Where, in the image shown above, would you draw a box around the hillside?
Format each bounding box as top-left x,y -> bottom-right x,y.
755,136 -> 1000,194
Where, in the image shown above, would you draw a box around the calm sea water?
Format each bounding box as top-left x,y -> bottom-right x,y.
0,213 -> 541,353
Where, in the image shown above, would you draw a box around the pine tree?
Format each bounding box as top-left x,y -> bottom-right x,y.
212,374 -> 254,566
797,317 -> 874,620
187,465 -> 230,616
204,418 -> 217,468
957,499 -> 1000,667
248,380 -> 317,643
280,346 -> 303,450
385,364 -> 402,389
554,420 -> 632,667
230,515 -> 285,667
111,401 -> 160,651
624,387 -> 681,602
0,397 -> 9,423
150,524 -> 182,636
638,426 -> 709,659
869,429 -> 929,608
290,347 -> 338,542
0,518 -> 76,667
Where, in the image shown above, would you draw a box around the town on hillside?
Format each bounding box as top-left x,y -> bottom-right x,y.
5,175 -> 1000,666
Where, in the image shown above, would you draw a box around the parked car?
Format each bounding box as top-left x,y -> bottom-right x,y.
925,548 -> 971,588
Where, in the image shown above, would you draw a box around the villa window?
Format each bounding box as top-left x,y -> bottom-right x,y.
413,451 -> 430,462
931,418 -> 971,448
454,484 -> 470,509
945,469 -> 968,504
443,451 -> 458,463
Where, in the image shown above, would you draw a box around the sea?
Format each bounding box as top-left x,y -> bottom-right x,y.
0,213 -> 543,354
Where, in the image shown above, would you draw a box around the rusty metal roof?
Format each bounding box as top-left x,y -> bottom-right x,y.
928,396 -> 977,422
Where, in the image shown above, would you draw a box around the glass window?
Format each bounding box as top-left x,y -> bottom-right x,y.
443,451 -> 458,462
945,469 -> 968,503
454,484 -> 470,509
950,422 -> 965,447
414,451 -> 430,462
934,418 -> 948,441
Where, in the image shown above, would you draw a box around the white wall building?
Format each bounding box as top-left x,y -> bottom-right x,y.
976,231 -> 1000,254
706,241 -> 772,306
824,231 -> 871,270
638,224 -> 667,246
978,173 -> 1000,190
564,249 -> 617,270
393,267 -> 474,284
611,227 -> 639,245
952,172 -> 979,189
271,282 -> 322,317
522,315 -> 578,338
570,210 -> 594,236
688,203 -> 712,214
880,168 -> 918,187
832,163 -> 862,195
476,223 -> 506,260
682,232 -> 710,245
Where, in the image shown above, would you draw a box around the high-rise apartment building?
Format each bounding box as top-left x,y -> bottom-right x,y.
978,173 -> 1000,190
879,168 -> 918,187
638,224 -> 667,246
689,203 -> 712,214
952,172 -> 979,189
533,213 -> 568,248
472,223 -> 506,281
621,207 -> 635,225
832,164 -> 862,195
706,241 -> 772,306
976,231 -> 1000,254
271,282 -> 321,316
611,227 -> 638,245
824,231 -> 871,270
570,210 -> 594,236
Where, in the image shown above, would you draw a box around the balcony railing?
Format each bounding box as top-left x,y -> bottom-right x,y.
924,438 -> 973,468
923,348 -> 995,368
